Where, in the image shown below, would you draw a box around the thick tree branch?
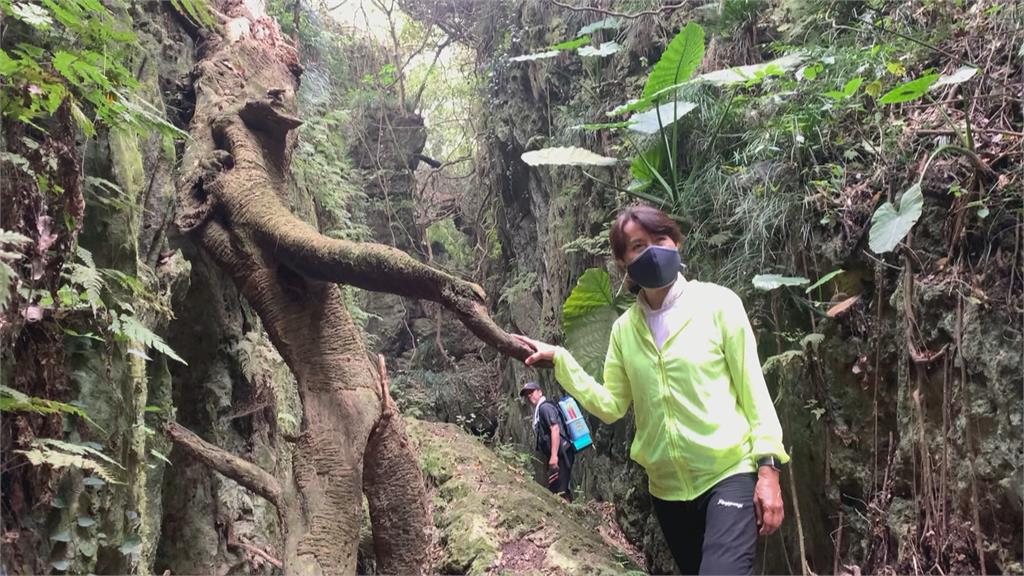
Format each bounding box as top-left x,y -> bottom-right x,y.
256,222 -> 534,361
164,422 -> 285,513
205,113 -> 545,365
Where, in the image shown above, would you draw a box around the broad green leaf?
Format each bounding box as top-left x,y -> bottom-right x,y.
628,101 -> 697,134
643,22 -> 704,99
509,50 -> 560,62
577,17 -> 620,37
752,274 -> 810,291
878,74 -> 940,104
805,269 -> 845,293
550,35 -> 590,51
563,268 -> 614,330
629,140 -> 667,183
932,66 -> 978,89
842,77 -> 864,96
869,182 -> 924,253
578,41 -> 622,58
521,146 -> 617,167
563,269 -> 620,382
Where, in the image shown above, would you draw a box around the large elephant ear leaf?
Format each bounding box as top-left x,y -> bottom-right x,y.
868,182 -> 924,253
563,269 -> 619,382
642,22 -> 705,99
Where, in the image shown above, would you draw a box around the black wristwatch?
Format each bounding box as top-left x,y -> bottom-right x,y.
756,455 -> 783,471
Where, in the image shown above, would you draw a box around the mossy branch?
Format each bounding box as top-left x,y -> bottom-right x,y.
164,422 -> 285,513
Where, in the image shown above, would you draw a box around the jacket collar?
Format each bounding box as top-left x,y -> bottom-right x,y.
630,276 -> 695,352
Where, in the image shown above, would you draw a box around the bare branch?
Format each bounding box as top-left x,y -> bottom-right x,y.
548,0 -> 688,20
164,422 -> 285,512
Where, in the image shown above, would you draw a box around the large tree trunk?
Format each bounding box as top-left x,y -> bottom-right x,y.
167,1 -> 531,573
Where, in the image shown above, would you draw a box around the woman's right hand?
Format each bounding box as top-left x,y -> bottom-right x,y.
511,334 -> 558,366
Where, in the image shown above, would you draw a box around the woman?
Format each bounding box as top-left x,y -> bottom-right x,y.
513,205 -> 788,575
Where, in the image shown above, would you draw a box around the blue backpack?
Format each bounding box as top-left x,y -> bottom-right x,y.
556,396 -> 593,452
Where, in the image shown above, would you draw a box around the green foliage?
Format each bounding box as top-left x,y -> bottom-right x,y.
168,0 -> 215,29
0,228 -> 31,312
642,22 -> 704,99
426,217 -> 474,273
868,183 -> 924,253
110,314 -> 187,365
0,0 -> 187,139
17,438 -> 123,484
878,73 -> 940,104
562,269 -> 633,381
805,269 -> 844,293
293,110 -> 370,240
0,385 -> 101,430
823,77 -> 863,100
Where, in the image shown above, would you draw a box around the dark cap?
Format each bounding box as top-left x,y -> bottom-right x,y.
519,381 -> 541,397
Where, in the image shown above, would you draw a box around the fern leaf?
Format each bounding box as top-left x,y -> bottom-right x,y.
17,445 -> 122,484
115,314 -> 187,365
70,246 -> 104,312
0,229 -> 32,246
34,438 -> 124,470
0,385 -> 103,431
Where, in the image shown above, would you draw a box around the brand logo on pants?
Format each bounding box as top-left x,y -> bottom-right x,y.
716,498 -> 743,509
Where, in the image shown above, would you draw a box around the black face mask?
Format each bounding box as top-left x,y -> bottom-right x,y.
626,245 -> 681,290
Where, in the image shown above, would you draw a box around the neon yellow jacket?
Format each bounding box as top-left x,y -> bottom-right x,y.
553,279 -> 789,501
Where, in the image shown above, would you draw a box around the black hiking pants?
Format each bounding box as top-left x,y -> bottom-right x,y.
651,472 -> 758,575
545,446 -> 575,501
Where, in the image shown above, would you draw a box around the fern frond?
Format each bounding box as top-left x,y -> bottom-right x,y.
113,314 -> 187,365
33,438 -> 124,470
17,444 -> 123,484
70,246 -> 105,312
0,386 -> 103,431
0,229 -> 32,247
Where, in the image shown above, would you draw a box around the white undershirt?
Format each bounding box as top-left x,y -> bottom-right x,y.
532,395 -> 547,427
638,274 -> 688,350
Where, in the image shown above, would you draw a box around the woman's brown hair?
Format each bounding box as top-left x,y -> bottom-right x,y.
609,205 -> 683,262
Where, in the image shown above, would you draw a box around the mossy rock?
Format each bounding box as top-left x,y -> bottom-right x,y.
406,418 -> 643,575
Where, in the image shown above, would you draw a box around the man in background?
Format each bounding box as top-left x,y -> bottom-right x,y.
520,381 -> 575,501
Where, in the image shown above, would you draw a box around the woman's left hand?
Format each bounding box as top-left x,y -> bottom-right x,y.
753,467 -> 784,535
